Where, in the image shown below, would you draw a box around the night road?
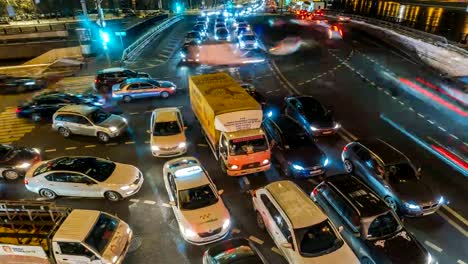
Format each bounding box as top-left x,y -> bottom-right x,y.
0,10 -> 466,264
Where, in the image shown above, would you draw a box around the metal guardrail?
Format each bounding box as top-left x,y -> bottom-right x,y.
121,15 -> 183,62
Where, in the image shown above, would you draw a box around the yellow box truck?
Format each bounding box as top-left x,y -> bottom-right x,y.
189,72 -> 271,176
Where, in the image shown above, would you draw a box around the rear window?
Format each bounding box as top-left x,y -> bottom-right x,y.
367,212 -> 402,239
295,220 -> 344,257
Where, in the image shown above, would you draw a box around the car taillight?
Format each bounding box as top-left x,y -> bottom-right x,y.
94,79 -> 99,83
15,108 -> 20,113
24,179 -> 28,185
343,145 -> 348,152
251,189 -> 257,197
312,188 -> 318,197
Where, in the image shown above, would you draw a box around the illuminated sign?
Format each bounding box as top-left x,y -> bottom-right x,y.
174,166 -> 202,178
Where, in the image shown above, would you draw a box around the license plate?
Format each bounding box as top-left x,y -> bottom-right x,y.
323,131 -> 333,135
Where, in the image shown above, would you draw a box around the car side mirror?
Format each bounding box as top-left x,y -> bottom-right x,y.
169,201 -> 176,206
338,226 -> 344,233
281,243 -> 292,249
218,189 -> 224,195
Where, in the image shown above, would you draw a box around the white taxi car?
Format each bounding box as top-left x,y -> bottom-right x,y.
163,157 -> 231,245
25,156 -> 143,201
150,107 -> 187,157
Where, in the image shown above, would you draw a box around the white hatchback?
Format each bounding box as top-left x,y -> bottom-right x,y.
150,107 -> 187,157
163,157 -> 231,245
25,156 -> 143,201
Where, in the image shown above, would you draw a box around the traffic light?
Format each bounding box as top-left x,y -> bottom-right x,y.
99,29 -> 110,50
175,3 -> 182,13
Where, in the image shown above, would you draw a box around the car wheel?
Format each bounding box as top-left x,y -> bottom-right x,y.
384,196 -> 398,212
97,132 -> 110,143
160,91 -> 170,99
31,113 -> 41,122
58,127 -> 71,138
3,170 -> 19,181
105,191 -> 122,202
39,189 -> 57,199
256,211 -> 266,230
343,159 -> 354,173
123,95 -> 132,103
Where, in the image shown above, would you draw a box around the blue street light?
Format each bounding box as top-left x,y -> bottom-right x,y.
99,29 -> 110,50
175,3 -> 182,13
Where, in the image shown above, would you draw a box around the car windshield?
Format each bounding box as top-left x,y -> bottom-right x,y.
229,136 -> 268,156
153,121 -> 181,136
211,245 -> 263,264
295,220 -> 344,257
0,144 -> 12,159
84,213 -> 120,255
41,157 -> 116,182
299,98 -> 327,117
87,108 -> 111,124
242,35 -> 256,41
217,29 -> 228,35
178,184 -> 219,210
386,163 -> 418,183
367,212 -> 402,239
285,131 -> 314,148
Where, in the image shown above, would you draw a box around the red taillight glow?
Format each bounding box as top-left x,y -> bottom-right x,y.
431,145 -> 468,170
94,79 -> 98,83
251,189 -> 257,197
24,179 -> 28,185
312,188 -> 318,197
343,145 -> 348,152
339,29 -> 343,37
333,26 -> 338,31
15,108 -> 20,113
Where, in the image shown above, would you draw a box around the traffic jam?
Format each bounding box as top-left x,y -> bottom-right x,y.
0,4 -> 459,264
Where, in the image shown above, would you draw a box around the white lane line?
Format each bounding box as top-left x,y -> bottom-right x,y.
125,141 -> 135,144
143,200 -> 156,205
242,176 -> 250,185
65,147 -> 77,150
129,199 -> 140,203
391,96 -> 397,100
417,113 -> 425,118
450,134 -> 459,140
442,205 -> 468,226
408,107 -> 415,112
399,101 -> 405,105
337,131 -> 352,143
427,120 -> 435,125
298,82 -> 304,86
197,143 -> 208,147
130,112 -> 139,115
438,126 -> 446,132
45,149 -> 56,152
266,91 -> 273,94
424,241 -> 443,252
384,91 -> 391,96
84,145 -> 96,148
161,202 -> 171,208
271,247 -> 283,256
457,260 -> 466,264
248,236 -> 264,245
232,228 -> 241,234
106,143 -> 118,146
340,127 -> 358,141
437,210 -> 468,237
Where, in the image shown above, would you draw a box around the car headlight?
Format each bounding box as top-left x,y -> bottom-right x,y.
323,158 -> 329,167
405,202 -> 420,210
120,185 -> 131,190
222,219 -> 230,230
180,52 -> 186,58
122,118 -> 128,124
24,81 -> 36,85
182,227 -> 197,238
197,40 -> 201,44
240,42 -> 245,48
15,162 -> 31,169
262,159 -> 269,165
334,123 -> 341,129
109,126 -> 117,132
230,164 -> 239,170
427,253 -> 434,264
292,164 -> 304,171
253,42 -> 258,47
32,148 -> 40,154
151,145 -> 160,151
438,196 -> 444,204
215,36 -> 219,40
310,126 -> 318,131
178,142 -> 186,149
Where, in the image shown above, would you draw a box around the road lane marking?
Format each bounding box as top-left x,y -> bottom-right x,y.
417,113 -> 425,118
337,131 -> 352,143
232,228 -> 241,234
129,199 -> 140,203
399,101 -> 405,105
65,147 -> 77,150
341,127 -> 358,141
106,143 -> 118,146
143,200 -> 156,205
45,149 -> 56,152
84,145 -> 96,148
161,203 -> 171,208
408,107 -> 415,111
125,141 -> 135,145
437,207 -> 468,237
450,134 -> 459,140
438,126 -> 446,132
248,236 -> 264,245
197,143 -> 208,147
442,205 -> 468,226
271,247 -> 283,256
427,120 -> 435,124
458,260 -> 466,264
130,112 -> 139,115
424,241 -> 443,252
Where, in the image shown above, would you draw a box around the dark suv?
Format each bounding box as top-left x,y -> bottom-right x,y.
262,115 -> 327,177
311,174 -> 432,264
342,139 -> 442,217
94,67 -> 150,93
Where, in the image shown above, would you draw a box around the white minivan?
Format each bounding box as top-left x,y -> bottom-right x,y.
252,180 -> 359,264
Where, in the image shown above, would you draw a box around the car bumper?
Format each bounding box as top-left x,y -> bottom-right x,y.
310,127 -> 338,136
182,227 -> 230,246
152,147 -> 187,157
121,179 -> 144,198
108,126 -> 128,138
292,167 -> 325,178
404,203 -> 442,217
227,163 -> 271,177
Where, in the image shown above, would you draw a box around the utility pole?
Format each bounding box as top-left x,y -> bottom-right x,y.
80,0 -> 88,19
96,0 -> 106,27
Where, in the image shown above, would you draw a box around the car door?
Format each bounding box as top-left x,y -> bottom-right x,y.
139,82 -> 158,98
55,241 -> 99,264
167,173 -> 183,224
365,156 -> 388,198
127,83 -> 142,98
354,146 -> 372,177
43,173 -> 73,196
65,173 -> 100,197
74,116 -> 96,136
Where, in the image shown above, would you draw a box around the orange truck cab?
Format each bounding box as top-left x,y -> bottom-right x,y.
189,73 -> 271,176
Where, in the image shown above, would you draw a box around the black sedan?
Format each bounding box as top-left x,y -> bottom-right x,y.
239,83 -> 267,109
284,95 -> 340,136
179,43 -> 200,63
0,75 -> 46,94
263,115 -> 328,178
16,92 -> 104,122
0,144 -> 41,181
202,238 -> 268,264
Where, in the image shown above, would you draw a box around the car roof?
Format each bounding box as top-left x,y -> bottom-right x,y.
265,180 -> 327,228
97,67 -> 127,74
325,174 -> 391,218
153,107 -> 180,123
356,138 -> 407,164
56,105 -> 96,115
123,77 -> 154,84
54,210 -> 100,242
